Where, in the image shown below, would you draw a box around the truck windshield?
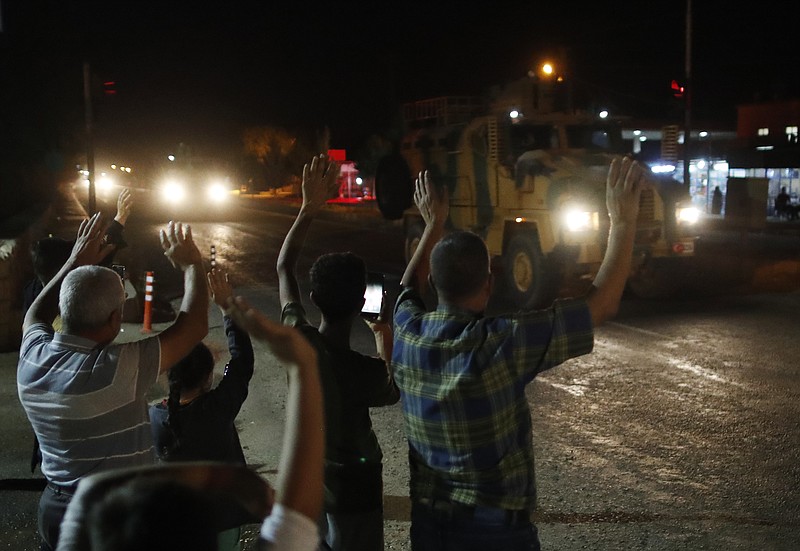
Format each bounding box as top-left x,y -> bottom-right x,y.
565,124 -> 625,153
509,124 -> 557,158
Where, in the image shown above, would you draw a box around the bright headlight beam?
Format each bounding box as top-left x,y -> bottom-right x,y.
97,175 -> 114,191
162,181 -> 186,204
677,206 -> 700,224
564,209 -> 594,232
207,183 -> 228,203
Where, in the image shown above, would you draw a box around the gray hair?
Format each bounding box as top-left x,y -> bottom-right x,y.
59,265 -> 125,332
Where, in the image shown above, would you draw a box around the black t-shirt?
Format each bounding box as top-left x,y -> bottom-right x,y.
281,302 -> 400,512
149,316 -> 254,465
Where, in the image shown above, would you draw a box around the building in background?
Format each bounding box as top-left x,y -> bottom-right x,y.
726,99 -> 800,215
328,149 -> 372,202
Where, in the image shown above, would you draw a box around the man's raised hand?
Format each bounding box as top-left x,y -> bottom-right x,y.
208,267 -> 234,314
160,221 -> 203,271
301,154 -> 340,214
70,212 -> 116,267
115,188 -> 133,226
414,170 -> 449,228
606,156 -> 644,227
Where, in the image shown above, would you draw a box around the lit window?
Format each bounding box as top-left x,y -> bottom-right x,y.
785,126 -> 798,143
758,128 -> 769,136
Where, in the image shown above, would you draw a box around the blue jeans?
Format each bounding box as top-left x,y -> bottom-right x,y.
410,499 -> 541,551
38,485 -> 73,551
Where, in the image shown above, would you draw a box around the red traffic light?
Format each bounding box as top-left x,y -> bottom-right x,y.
671,79 -> 684,98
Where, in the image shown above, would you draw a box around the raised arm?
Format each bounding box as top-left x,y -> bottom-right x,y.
362,301 -> 400,406
99,188 -> 133,267
225,296 -> 323,523
23,212 -> 116,332
156,221 -> 209,373
209,267 -> 252,362
586,156 -> 643,326
363,288 -> 395,364
114,188 -> 133,226
276,154 -> 339,309
399,170 -> 449,291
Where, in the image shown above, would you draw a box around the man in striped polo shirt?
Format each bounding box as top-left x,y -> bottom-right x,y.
17,213 -> 208,551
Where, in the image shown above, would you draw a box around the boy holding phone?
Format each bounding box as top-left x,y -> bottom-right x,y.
276,154 -> 400,551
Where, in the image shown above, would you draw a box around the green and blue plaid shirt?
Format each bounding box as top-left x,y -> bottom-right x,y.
392,287 -> 594,510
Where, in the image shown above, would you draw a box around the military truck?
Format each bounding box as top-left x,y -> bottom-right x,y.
375,78 -> 700,307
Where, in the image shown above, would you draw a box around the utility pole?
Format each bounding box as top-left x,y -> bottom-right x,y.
83,61 -> 96,214
683,0 -> 692,191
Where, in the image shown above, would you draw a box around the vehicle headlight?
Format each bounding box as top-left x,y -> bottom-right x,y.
676,206 -> 700,224
563,208 -> 599,232
162,181 -> 186,204
207,182 -> 228,203
97,175 -> 114,192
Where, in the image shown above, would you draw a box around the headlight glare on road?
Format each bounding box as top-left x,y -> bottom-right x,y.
676,206 -> 700,225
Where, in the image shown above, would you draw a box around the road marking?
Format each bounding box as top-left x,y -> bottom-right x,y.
606,321 -> 669,339
547,382 -> 587,396
667,358 -> 741,386
559,324 -> 743,389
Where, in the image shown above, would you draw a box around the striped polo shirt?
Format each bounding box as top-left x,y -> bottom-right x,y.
17,323 -> 161,487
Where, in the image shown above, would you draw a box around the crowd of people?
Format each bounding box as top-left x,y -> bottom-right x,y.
16,153 -> 645,550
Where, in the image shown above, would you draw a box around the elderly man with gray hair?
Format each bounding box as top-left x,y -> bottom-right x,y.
17,212 -> 209,551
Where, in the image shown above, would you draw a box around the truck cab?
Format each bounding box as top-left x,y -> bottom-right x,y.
376,80 -> 699,307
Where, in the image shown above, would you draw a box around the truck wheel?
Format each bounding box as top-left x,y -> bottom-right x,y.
404,218 -> 426,264
504,233 -> 548,308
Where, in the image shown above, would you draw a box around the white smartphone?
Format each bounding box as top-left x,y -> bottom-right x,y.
361,272 -> 385,320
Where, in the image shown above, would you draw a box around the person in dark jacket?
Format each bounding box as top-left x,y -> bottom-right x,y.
149,266 -> 255,551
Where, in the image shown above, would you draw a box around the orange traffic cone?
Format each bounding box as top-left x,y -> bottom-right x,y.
141,271 -> 154,333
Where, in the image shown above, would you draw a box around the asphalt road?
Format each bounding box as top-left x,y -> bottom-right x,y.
2,185 -> 799,550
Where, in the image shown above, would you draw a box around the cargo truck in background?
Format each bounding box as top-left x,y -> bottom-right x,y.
375,77 -> 700,307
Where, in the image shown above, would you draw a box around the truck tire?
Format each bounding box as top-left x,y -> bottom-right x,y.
404,218 -> 426,264
504,233 -> 550,308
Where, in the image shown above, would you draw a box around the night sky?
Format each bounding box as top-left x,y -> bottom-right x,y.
2,1 -> 799,171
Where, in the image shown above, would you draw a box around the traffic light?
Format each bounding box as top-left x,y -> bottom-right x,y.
671,80 -> 684,99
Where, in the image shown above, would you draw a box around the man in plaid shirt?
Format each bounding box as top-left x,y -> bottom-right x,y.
392,157 -> 645,550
